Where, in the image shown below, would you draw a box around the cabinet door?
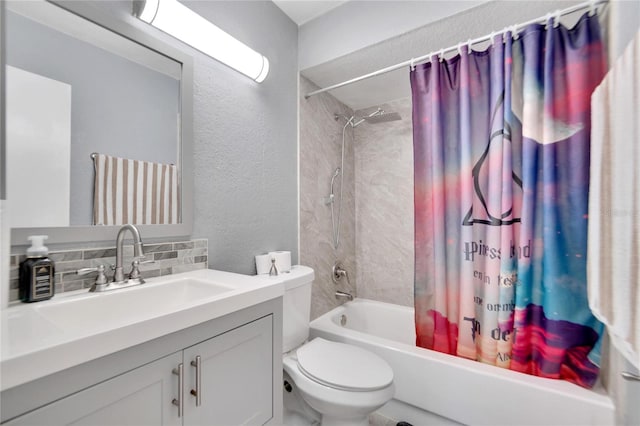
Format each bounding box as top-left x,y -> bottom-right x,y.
6,352 -> 183,426
183,315 -> 273,426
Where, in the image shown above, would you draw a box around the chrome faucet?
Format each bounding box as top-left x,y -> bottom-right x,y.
78,224 -> 147,292
114,224 -> 145,283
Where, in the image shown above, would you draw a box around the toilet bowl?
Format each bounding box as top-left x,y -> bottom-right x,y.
283,338 -> 395,426
277,266 -> 395,426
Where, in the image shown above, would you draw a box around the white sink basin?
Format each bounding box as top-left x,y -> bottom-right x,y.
1,269 -> 284,391
35,277 -> 235,330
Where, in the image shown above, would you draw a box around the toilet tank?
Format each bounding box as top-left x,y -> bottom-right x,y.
281,265 -> 314,353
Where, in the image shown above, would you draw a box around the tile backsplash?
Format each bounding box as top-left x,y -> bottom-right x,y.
9,238 -> 208,302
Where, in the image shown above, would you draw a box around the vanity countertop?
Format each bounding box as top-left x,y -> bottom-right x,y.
0,269 -> 284,391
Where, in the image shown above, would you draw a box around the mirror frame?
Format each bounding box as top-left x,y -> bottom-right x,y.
9,0 -> 194,245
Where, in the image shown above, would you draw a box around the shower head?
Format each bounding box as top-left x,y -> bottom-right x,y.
328,167 -> 341,203
352,107 -> 401,127
363,111 -> 402,124
335,107 -> 402,128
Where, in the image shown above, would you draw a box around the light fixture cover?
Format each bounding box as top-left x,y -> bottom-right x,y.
136,0 -> 269,82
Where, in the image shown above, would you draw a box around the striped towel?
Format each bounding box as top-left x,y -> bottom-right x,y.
93,153 -> 179,225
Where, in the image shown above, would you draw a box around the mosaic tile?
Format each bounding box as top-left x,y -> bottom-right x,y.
49,251 -> 83,262
154,251 -> 178,261
84,248 -> 117,259
174,241 -> 194,250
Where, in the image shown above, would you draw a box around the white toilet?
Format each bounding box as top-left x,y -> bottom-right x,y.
280,266 -> 395,426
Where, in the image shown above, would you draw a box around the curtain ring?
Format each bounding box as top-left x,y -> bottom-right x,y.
545,13 -> 552,30
467,39 -> 473,55
553,10 -> 561,28
490,31 -> 495,45
439,48 -> 445,63
457,42 -> 463,56
511,25 -> 519,40
589,0 -> 597,16
410,57 -> 415,71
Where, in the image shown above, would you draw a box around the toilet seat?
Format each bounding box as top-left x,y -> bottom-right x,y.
296,338 -> 393,392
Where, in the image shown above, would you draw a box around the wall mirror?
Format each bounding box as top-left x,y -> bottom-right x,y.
5,0 -> 193,245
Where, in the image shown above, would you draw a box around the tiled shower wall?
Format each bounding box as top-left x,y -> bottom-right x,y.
300,79 -> 414,314
9,238 -> 207,302
300,76 -> 356,320
354,97 -> 414,307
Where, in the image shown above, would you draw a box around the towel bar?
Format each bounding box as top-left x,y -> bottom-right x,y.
621,371 -> 640,381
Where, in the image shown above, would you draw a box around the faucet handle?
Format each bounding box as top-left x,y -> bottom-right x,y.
78,265 -> 109,291
129,259 -> 155,281
332,262 -> 350,285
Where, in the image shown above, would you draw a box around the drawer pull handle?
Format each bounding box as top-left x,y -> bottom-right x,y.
191,355 -> 202,406
172,363 -> 184,417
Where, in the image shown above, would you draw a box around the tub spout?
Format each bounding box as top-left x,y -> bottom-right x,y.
335,290 -> 354,301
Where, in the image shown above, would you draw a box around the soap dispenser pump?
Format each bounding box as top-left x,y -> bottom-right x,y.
19,235 -> 55,302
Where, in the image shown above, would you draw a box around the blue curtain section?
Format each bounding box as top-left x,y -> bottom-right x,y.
411,13 -> 606,388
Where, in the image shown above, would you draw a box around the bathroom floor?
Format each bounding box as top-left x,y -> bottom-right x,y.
282,410 -> 397,426
369,412 -> 399,426
283,410 -> 315,426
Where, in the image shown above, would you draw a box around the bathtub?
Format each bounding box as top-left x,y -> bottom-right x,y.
309,299 -> 615,426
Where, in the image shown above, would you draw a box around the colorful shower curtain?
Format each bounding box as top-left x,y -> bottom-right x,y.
411,13 -> 606,388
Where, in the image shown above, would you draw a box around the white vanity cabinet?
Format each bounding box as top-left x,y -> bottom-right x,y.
1,299 -> 282,426
183,316 -> 272,425
5,352 -> 183,426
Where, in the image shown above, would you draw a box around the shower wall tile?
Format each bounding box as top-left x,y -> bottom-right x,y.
300,76 -> 357,320
354,97 -> 414,307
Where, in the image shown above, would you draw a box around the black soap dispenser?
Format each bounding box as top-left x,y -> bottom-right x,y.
19,235 -> 55,302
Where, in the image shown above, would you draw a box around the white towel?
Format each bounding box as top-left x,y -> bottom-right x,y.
588,30 -> 640,370
93,154 -> 179,226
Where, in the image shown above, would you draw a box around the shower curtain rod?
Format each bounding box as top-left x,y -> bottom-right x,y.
304,0 -> 607,99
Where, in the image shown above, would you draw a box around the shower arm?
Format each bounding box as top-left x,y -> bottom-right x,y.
335,108 -> 383,129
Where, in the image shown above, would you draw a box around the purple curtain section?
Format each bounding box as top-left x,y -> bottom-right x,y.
411,13 -> 606,388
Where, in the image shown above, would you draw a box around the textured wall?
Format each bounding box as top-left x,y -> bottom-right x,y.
182,1 -> 299,275
354,98 -> 414,307
300,77 -> 356,320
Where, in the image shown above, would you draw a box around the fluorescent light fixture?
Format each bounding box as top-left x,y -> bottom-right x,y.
135,0 -> 269,82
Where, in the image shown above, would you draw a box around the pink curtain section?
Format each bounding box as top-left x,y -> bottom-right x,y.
411,13 -> 606,388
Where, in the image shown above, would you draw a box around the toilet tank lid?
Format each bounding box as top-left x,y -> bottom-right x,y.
281,265 -> 314,290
